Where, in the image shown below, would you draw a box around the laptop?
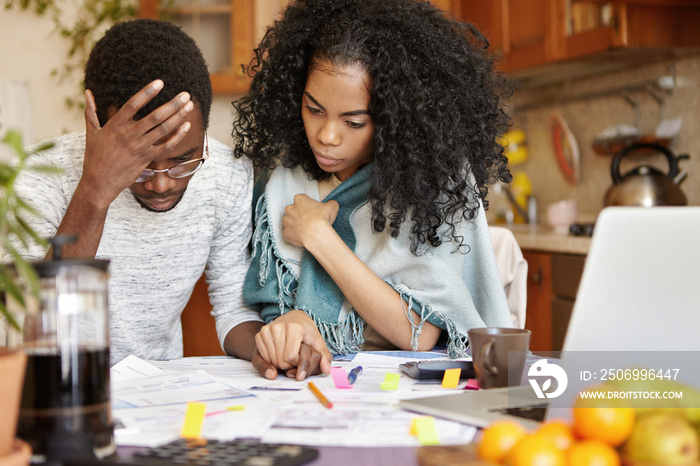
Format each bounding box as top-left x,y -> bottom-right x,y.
399,206 -> 700,429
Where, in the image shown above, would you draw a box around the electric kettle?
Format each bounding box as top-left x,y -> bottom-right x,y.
603,143 -> 689,207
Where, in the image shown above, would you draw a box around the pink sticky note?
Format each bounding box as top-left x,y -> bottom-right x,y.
330,367 -> 353,389
464,378 -> 481,390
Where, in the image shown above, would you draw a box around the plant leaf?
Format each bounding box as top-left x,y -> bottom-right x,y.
7,218 -> 30,250
2,129 -> 23,155
15,215 -> 47,248
30,164 -> 62,175
0,268 -> 27,309
31,141 -> 55,153
14,196 -> 40,217
0,300 -> 21,331
3,240 -> 40,298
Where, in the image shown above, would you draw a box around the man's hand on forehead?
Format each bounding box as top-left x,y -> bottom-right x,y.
81,79 -> 195,207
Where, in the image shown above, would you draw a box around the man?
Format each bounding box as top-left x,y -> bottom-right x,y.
15,19 -> 263,364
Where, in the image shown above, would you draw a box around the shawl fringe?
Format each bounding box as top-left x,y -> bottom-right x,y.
394,284 -> 469,357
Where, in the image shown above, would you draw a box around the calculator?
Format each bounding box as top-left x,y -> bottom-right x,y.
399,360 -> 475,380
62,438 -> 319,466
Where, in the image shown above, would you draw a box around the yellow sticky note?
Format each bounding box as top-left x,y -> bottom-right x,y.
409,416 -> 431,435
181,402 -> 206,439
414,416 -> 440,446
380,372 -> 400,391
441,368 -> 461,388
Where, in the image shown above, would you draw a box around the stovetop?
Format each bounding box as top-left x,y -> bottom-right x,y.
569,223 -> 595,237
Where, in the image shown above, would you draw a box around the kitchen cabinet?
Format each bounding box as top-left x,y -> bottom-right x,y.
180,275 -> 224,356
523,250 -> 554,351
139,0 -> 255,94
550,253 -> 586,351
447,0 -> 700,85
523,250 -> 586,352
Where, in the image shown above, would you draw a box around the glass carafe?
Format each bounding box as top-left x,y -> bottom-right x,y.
14,236 -> 114,464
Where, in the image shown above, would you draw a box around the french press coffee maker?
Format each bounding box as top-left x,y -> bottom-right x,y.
15,235 -> 114,464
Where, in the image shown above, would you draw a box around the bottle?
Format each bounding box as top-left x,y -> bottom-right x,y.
528,196 -> 538,225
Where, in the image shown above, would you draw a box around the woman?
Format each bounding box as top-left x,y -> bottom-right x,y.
233,0 -> 513,379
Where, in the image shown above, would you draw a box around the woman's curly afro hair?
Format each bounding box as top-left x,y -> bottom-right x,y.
85,18 -> 212,129
233,0 -> 512,254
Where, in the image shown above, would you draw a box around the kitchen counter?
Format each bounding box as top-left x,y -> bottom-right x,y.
500,223 -> 592,255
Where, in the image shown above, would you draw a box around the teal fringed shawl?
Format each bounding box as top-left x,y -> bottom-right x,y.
243,164 -> 512,357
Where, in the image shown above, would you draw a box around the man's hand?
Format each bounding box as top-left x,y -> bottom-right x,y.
252,347 -> 279,380
284,343 -> 325,380
82,79 -> 195,209
281,194 -> 339,248
254,310 -> 332,375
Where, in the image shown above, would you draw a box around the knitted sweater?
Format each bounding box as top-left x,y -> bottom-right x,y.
14,132 -> 261,364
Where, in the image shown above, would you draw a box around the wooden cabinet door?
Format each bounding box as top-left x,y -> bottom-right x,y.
453,0 -> 700,74
139,0 -> 254,94
181,274 -> 224,357
522,250 -> 554,352
457,0 -> 564,72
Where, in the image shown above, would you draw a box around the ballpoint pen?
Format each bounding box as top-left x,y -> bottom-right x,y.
308,382 -> 333,409
347,366 -> 363,385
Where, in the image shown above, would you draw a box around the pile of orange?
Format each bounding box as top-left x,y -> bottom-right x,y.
476,392 -> 635,466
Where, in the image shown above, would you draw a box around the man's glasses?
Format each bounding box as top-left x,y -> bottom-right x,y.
135,134 -> 210,183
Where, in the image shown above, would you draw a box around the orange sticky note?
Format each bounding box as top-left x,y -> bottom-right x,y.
180,402 -> 206,439
441,368 -> 461,388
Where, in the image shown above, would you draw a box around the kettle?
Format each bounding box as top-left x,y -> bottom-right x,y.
603,143 -> 689,207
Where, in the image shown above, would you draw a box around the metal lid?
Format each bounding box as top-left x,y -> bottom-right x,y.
30,235 -> 110,278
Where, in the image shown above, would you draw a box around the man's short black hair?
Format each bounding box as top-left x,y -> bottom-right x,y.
85,18 -> 212,128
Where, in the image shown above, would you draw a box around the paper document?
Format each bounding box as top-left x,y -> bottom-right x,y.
110,353 -> 477,448
111,354 -> 167,382
112,370 -> 250,409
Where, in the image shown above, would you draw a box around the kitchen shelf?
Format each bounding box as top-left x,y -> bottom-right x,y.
163,5 -> 231,15
513,67 -> 675,112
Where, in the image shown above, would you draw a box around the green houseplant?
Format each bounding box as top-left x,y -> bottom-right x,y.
0,129 -> 56,465
0,130 -> 53,327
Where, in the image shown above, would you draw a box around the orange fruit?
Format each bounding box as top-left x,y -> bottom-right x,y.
477,420 -> 527,463
573,389 -> 635,447
535,420 -> 575,451
569,439 -> 621,466
506,434 -> 566,466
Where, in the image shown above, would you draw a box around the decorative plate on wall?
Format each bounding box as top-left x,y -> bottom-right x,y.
550,114 -> 580,185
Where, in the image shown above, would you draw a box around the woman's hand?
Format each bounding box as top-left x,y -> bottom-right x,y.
252,342 -> 326,381
254,310 -> 333,378
282,194 -> 339,247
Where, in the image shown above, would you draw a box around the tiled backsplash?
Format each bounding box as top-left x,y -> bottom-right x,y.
505,54 -> 700,224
